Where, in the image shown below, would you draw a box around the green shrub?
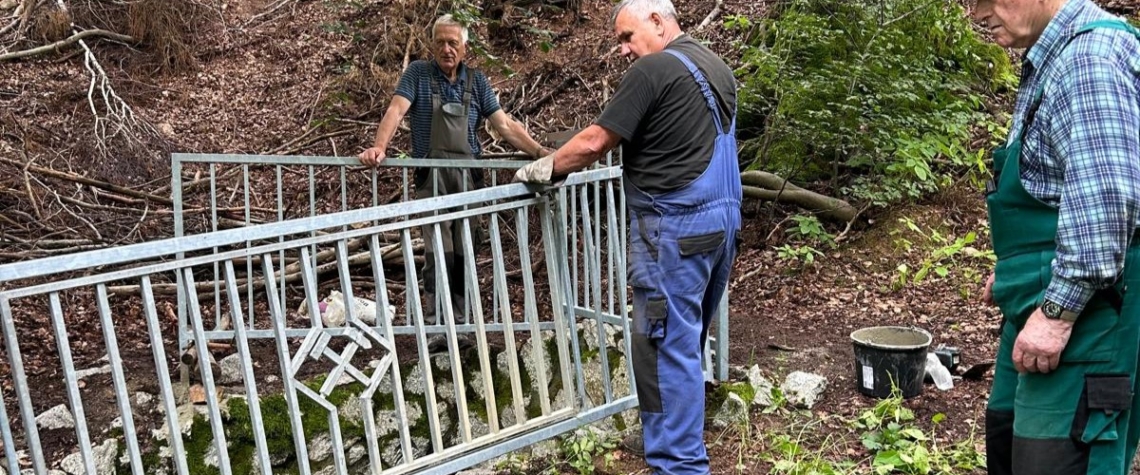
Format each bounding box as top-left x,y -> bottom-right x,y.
732,0 -> 1015,206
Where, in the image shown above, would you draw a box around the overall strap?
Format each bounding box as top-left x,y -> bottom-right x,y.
1012,19 -> 1136,150
662,49 -> 730,135
1076,18 -> 1140,37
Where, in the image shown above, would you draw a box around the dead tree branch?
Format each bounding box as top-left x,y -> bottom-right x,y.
694,0 -> 724,32
0,29 -> 135,62
740,170 -> 858,223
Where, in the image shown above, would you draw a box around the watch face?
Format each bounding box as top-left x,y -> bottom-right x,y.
1043,300 -> 1062,318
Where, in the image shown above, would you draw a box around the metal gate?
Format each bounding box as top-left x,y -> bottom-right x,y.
0,154 -> 728,474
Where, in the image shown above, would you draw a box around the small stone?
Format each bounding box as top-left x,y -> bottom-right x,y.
204,443 -> 220,468
218,354 -> 244,385
36,404 -> 75,431
308,433 -> 333,462
747,365 -> 775,407
73,364 -> 112,380
711,392 -> 749,429
110,416 -> 123,430
133,392 -> 156,414
781,371 -> 828,409
347,443 -> 367,465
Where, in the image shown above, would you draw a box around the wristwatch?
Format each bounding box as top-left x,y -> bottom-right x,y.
1041,299 -> 1079,322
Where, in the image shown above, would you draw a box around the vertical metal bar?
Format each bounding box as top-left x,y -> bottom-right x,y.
172,156 -> 188,352
309,165 -> 318,271
516,207 -> 551,416
616,157 -> 635,398
340,165 -> 348,232
571,186 -> 581,309
264,254 -> 313,471
371,167 -> 379,208
368,235 -> 413,461
0,373 -> 18,475
540,199 -> 575,410
48,293 -> 97,475
211,164 -> 221,332
460,219 -> 499,433
561,189 -> 588,407
401,229 -> 444,450
244,164 -> 254,325
0,297 -> 45,473
178,273 -> 233,474
579,190 -> 612,402
223,262 -> 273,475
489,215 -> 526,424
606,181 -> 615,316
95,285 -> 146,473
278,164 -> 287,328
429,221 -> 471,443
336,240 -> 357,325
140,276 -> 190,475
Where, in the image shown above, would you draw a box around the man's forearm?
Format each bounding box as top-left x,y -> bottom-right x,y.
501,119 -> 545,156
551,125 -> 618,176
371,113 -> 402,150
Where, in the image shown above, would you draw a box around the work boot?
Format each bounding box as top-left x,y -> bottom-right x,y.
620,432 -> 645,457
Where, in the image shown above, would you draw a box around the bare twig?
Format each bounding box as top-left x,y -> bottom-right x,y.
694,0 -> 724,32
0,29 -> 136,62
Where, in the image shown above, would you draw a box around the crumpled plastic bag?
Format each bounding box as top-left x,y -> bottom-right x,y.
925,352 -> 954,391
298,290 -> 395,327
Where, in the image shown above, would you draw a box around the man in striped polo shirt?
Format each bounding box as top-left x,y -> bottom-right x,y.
359,14 -> 549,333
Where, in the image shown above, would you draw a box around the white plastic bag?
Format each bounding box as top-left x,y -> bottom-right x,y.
925,352 -> 954,391
298,290 -> 395,327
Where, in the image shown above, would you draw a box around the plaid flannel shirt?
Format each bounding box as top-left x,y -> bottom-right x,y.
1008,0 -> 1140,313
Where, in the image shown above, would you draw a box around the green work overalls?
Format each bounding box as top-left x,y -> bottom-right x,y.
985,19 -> 1140,475
416,70 -> 480,323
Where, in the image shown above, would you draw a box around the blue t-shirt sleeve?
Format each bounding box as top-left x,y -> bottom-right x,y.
475,71 -> 501,118
395,62 -> 425,102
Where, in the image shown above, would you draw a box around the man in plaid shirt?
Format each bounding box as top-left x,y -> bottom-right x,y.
974,0 -> 1140,474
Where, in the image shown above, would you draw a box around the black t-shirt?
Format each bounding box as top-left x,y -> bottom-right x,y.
596,35 -> 737,194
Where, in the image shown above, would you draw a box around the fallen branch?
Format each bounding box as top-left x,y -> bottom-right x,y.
694,0 -> 723,32
0,156 -> 173,205
0,29 -> 135,62
740,170 -> 858,223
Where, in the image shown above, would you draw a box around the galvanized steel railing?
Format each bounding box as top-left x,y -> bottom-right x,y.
0,153 -> 729,474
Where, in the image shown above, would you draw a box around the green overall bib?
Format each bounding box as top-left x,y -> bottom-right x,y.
416,70 -> 480,322
985,19 -> 1140,475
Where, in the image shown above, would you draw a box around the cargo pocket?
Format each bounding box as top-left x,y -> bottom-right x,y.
678,231 -> 725,256
629,211 -> 666,341
1072,374 -> 1132,444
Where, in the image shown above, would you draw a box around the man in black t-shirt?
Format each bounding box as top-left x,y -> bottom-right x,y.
515,0 -> 741,473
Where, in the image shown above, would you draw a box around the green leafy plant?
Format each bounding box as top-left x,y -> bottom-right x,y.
560,428 -> 617,475
734,0 -> 1014,207
851,388 -> 986,474
777,244 -> 823,265
891,217 -> 995,288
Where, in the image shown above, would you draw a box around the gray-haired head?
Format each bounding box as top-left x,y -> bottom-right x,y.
610,0 -> 677,25
433,14 -> 469,44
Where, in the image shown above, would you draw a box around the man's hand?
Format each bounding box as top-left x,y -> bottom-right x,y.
359,147 -> 387,167
515,153 -> 557,184
1011,308 -> 1074,374
982,272 -> 995,305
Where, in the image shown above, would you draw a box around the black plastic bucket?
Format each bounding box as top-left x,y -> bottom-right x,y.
851,326 -> 932,399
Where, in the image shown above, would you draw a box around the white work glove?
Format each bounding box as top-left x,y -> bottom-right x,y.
514,153 -> 559,185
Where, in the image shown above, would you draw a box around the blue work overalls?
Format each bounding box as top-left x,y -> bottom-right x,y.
626,49 -> 742,475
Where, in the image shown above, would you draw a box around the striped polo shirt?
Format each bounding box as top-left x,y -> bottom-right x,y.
394,60 -> 501,158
